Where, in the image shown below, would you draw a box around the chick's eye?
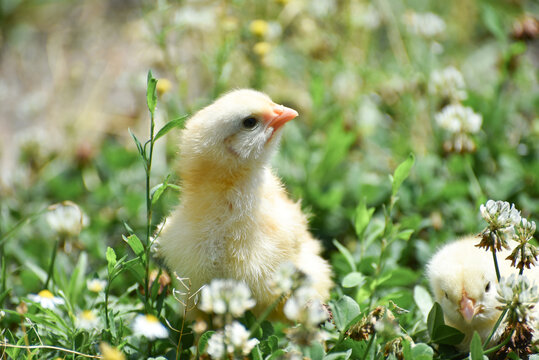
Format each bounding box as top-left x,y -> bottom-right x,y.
485,282 -> 491,292
444,292 -> 449,299
242,117 -> 258,129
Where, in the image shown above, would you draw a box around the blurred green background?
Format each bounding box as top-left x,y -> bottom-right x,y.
0,0 -> 537,358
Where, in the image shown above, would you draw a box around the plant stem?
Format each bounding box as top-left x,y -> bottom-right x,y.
361,333 -> 376,360
491,247 -> 501,282
144,110 -> 156,313
483,308 -> 508,348
484,327 -> 513,355
249,293 -> 286,337
519,248 -> 525,275
105,282 -> 111,330
44,238 -> 60,289
176,310 -> 187,360
490,231 -> 501,282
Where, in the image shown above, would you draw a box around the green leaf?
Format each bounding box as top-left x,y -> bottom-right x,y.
198,331 -> 214,355
267,335 -> 278,352
480,4 -> 505,42
106,247 -> 117,275
147,70 -> 158,115
332,239 -> 356,272
123,234 -> 145,258
330,295 -> 361,332
470,331 -> 483,360
427,303 -> 465,345
354,198 -> 374,239
397,229 -> 414,241
307,341 -> 325,360
377,267 -> 418,288
323,349 -> 352,360
251,345 -> 263,360
129,128 -> 145,159
413,285 -> 433,321
431,324 -> 465,345
410,343 -> 433,360
427,302 -> 445,338
391,153 -> 415,197
342,272 -> 364,288
154,115 -> 188,142
67,252 -> 87,305
267,350 -> 287,359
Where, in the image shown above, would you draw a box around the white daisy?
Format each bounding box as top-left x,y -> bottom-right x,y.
132,314 -> 168,340
28,290 -> 64,309
77,310 -> 99,330
87,279 -> 107,293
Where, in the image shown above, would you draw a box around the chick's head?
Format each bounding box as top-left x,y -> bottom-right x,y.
426,238 -> 500,334
180,89 -> 298,170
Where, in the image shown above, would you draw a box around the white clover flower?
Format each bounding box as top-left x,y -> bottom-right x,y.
198,279 -> 256,317
497,275 -> 539,323
429,66 -> 467,102
480,200 -> 521,230
403,11 -> 446,38
87,279 -> 107,293
132,314 -> 168,340
350,3 -> 381,30
28,290 -> 65,309
269,262 -> 304,295
435,104 -> 482,134
284,286 -> 328,326
515,218 -> 537,242
46,201 -> 88,237
77,310 -> 99,330
206,331 -> 225,358
206,321 -> 259,359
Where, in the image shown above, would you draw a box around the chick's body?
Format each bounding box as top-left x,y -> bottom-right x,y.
157,90 -> 332,316
426,236 -> 518,350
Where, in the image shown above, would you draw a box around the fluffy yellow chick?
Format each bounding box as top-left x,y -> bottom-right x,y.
426,236 -> 519,350
156,89 -> 332,317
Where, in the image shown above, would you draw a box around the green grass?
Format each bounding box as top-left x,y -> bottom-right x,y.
1,0 -> 538,359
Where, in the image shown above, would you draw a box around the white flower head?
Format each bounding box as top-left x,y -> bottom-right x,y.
28,290 -> 65,309
87,279 -> 107,293
206,321 -> 259,358
480,200 -> 521,230
497,274 -> 539,323
515,218 -> 537,242
269,262 -> 310,295
198,279 -> 256,317
350,3 -> 381,30
284,286 -> 328,326
46,201 -> 88,237
132,314 -> 168,340
435,104 -> 482,134
403,11 -> 446,38
206,331 -> 225,358
429,66 -> 467,102
77,310 -> 99,330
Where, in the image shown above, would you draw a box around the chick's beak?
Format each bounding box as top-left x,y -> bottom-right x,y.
267,104 -> 298,132
459,293 -> 477,323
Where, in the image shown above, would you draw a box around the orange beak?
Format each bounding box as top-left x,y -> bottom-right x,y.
267,104 -> 298,132
459,293 -> 476,323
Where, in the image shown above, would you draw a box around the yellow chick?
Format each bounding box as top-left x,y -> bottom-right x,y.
426,236 -> 519,350
156,89 -> 332,317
